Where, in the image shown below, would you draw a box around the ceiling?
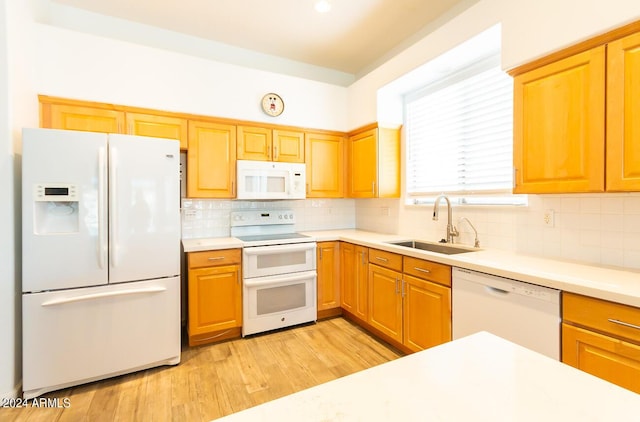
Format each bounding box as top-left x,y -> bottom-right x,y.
50,0 -> 477,81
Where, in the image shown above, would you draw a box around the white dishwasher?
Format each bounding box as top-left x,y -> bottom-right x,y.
452,267 -> 561,360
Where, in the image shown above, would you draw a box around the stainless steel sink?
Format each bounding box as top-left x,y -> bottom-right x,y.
386,240 -> 477,255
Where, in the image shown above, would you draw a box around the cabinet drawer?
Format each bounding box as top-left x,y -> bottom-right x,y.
188,249 -> 241,269
403,256 -> 451,287
368,249 -> 402,272
563,292 -> 640,343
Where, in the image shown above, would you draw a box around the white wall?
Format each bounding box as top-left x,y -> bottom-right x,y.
0,0 -> 16,399
1,0 -> 39,400
349,0 -> 640,128
349,0 -> 640,272
34,24 -> 349,132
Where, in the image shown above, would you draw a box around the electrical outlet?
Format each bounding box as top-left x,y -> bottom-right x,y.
381,206 -> 390,216
184,209 -> 198,220
543,209 -> 555,227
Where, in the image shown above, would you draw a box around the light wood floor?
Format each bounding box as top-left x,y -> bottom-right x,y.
4,318 -> 403,421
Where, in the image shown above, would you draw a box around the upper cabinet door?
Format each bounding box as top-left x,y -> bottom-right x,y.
187,120 -> 237,198
607,32 -> 640,191
44,103 -> 125,134
513,46 -> 606,193
347,128 -> 378,198
305,132 -> 344,198
126,112 -> 188,150
237,125 -> 272,161
273,129 -> 305,163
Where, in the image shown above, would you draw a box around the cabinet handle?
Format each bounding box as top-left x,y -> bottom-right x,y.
401,280 -> 406,298
414,267 -> 431,274
375,256 -> 388,263
274,146 -> 278,160
231,181 -> 235,196
608,318 -> 640,331
208,256 -> 225,261
306,183 -> 309,194
319,248 -> 323,260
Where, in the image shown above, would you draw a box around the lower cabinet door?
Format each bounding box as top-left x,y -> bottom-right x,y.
403,274 -> 451,352
188,264 -> 242,337
562,323 -> 640,394
368,264 -> 402,343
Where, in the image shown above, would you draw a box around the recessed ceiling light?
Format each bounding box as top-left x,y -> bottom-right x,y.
314,0 -> 332,13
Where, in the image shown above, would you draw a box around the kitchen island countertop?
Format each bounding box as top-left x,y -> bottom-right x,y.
217,331 -> 640,421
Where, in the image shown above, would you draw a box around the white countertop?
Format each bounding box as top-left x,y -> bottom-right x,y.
182,237 -> 243,252
182,229 -> 640,308
217,331 -> 640,421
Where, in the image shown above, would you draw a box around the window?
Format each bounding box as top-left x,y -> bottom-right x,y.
404,45 -> 525,206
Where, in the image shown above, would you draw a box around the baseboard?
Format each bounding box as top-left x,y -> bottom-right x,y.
1,380 -> 22,399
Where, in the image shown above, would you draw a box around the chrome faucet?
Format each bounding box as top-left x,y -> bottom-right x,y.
458,217 -> 480,248
432,195 -> 458,243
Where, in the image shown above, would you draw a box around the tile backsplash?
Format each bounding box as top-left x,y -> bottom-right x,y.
182,193 -> 640,271
181,198 -> 356,239
361,193 -> 640,271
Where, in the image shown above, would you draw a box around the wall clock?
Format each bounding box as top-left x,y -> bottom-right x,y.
261,93 -> 284,117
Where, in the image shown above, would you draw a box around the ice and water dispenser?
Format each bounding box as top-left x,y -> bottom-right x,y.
32,183 -> 80,234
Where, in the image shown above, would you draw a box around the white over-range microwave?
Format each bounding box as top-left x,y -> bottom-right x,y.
236,160 -> 306,200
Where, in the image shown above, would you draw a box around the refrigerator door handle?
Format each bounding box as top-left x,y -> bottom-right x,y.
41,286 -> 167,306
109,147 -> 118,268
98,147 -> 107,269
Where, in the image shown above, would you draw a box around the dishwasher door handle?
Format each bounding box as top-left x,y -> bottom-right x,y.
484,286 -> 510,296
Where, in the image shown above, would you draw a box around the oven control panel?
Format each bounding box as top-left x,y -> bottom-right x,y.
231,210 -> 296,227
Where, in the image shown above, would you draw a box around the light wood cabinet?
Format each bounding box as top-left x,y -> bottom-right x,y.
340,242 -> 368,322
366,249 -> 451,352
402,256 -> 451,352
513,25 -> 640,194
187,120 -> 236,198
317,241 -> 341,319
562,292 -> 640,394
237,125 -> 272,161
126,112 -> 189,150
305,132 -> 345,198
347,125 -> 400,198
187,249 -> 242,346
273,129 -> 305,163
513,46 -> 606,193
40,97 -> 188,150
606,31 -> 640,191
42,102 -> 125,134
368,263 -> 403,343
237,125 -> 304,163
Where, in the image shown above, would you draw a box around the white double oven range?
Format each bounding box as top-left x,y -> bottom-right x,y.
231,210 -> 317,336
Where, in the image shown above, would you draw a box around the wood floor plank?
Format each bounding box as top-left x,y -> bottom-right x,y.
3,318 -> 402,421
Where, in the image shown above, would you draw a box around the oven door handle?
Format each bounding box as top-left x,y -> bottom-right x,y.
244,271 -> 317,287
243,243 -> 316,256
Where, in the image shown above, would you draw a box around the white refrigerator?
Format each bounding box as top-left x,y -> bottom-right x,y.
21,128 -> 181,399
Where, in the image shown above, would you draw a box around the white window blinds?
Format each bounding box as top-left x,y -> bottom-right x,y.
405,54 -> 514,199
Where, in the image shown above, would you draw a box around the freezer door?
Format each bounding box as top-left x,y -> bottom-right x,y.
22,128 -> 109,292
22,277 -> 181,399
108,134 -> 180,283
